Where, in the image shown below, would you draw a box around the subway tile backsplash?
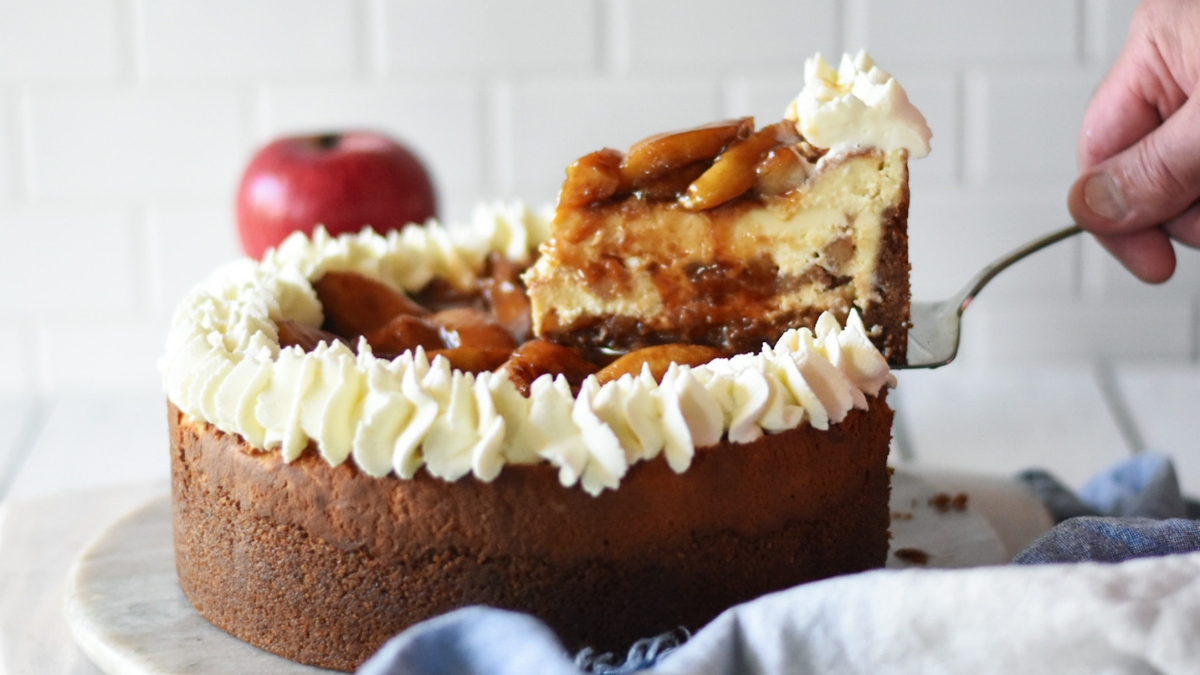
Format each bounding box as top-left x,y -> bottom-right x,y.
0,0 -> 1188,395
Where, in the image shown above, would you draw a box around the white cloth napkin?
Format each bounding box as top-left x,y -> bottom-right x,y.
361,551 -> 1200,675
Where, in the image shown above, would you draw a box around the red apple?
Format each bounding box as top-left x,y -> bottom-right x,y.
235,131 -> 437,259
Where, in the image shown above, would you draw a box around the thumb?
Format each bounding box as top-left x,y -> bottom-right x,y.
1068,90 -> 1200,235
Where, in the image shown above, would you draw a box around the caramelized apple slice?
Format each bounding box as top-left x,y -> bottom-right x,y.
680,122 -> 798,211
276,319 -> 349,352
481,278 -> 531,344
429,307 -> 518,350
412,278 -> 486,313
620,118 -> 753,186
559,148 -> 624,208
636,161 -> 710,201
497,340 -> 599,396
363,315 -> 445,359
480,253 -> 532,342
313,270 -> 429,338
429,346 -> 514,374
755,145 -> 810,196
594,344 -> 724,385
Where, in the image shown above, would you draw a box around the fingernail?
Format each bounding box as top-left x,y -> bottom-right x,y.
1083,172 -> 1127,221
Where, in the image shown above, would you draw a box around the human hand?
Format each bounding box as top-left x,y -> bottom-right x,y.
1067,0 -> 1200,283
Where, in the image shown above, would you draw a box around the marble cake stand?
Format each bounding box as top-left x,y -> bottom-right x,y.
64,470 -> 1007,675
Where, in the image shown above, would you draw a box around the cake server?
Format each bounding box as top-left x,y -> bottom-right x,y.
898,224 -> 1082,369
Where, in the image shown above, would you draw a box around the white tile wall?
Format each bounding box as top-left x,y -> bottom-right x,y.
26,90 -> 244,201
507,78 -> 720,202
854,1 -> 1079,67
384,0 -> 599,75
969,71 -> 1097,184
1085,0 -> 1141,67
144,204 -> 239,313
138,0 -> 361,81
36,320 -> 166,393
0,99 -> 13,207
0,397 -> 37,492
261,82 -> 484,207
1,0 -> 1197,487
0,208 -> 139,316
0,0 -> 122,81
907,188 -> 1078,301
0,331 -> 28,395
625,0 -> 839,73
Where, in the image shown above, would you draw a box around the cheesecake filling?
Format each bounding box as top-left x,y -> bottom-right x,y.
162,215 -> 894,496
527,149 -> 906,354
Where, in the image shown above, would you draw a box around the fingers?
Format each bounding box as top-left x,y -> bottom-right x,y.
1076,42 -> 1164,169
1093,228 -> 1177,283
1069,91 -> 1200,236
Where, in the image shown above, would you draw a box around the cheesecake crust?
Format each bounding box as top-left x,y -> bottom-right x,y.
170,396 -> 892,672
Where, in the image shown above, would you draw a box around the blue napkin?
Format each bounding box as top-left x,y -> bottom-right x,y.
357,608 -> 682,675
358,453 -> 1200,675
1014,452 -> 1200,563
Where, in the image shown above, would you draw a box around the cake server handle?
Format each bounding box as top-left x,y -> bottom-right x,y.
898,224 -> 1083,370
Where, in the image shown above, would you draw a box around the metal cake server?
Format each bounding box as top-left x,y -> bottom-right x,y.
897,224 -> 1083,369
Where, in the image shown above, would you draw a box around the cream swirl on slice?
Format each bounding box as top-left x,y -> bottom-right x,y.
786,50 -> 932,158
161,204 -> 895,496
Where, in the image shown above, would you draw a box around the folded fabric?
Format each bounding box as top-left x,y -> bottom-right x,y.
359,551 -> 1200,675
1014,453 -> 1200,563
1017,452 -> 1191,523
1013,516 -> 1200,564
357,608 -> 581,675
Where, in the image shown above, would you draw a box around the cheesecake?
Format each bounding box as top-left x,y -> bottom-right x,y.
526,51 -> 929,363
162,50 -> 927,672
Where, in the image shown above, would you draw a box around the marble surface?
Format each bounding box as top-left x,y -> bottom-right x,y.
65,495 -> 332,675
0,482 -> 164,675
60,470 -> 1016,675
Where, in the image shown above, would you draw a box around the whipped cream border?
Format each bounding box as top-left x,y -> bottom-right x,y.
162,211 -> 896,496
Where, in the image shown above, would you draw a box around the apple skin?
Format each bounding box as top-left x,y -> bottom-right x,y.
235,131 -> 437,259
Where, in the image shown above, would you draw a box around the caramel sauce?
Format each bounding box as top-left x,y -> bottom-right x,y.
683,256 -> 778,307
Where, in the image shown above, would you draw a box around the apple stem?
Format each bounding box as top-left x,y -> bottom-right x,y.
315,133 -> 341,150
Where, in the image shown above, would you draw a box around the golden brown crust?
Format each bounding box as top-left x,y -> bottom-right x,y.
170,396 -> 892,672
865,164 -> 911,364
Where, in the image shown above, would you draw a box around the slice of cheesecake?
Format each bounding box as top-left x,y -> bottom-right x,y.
524,52 -> 929,364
